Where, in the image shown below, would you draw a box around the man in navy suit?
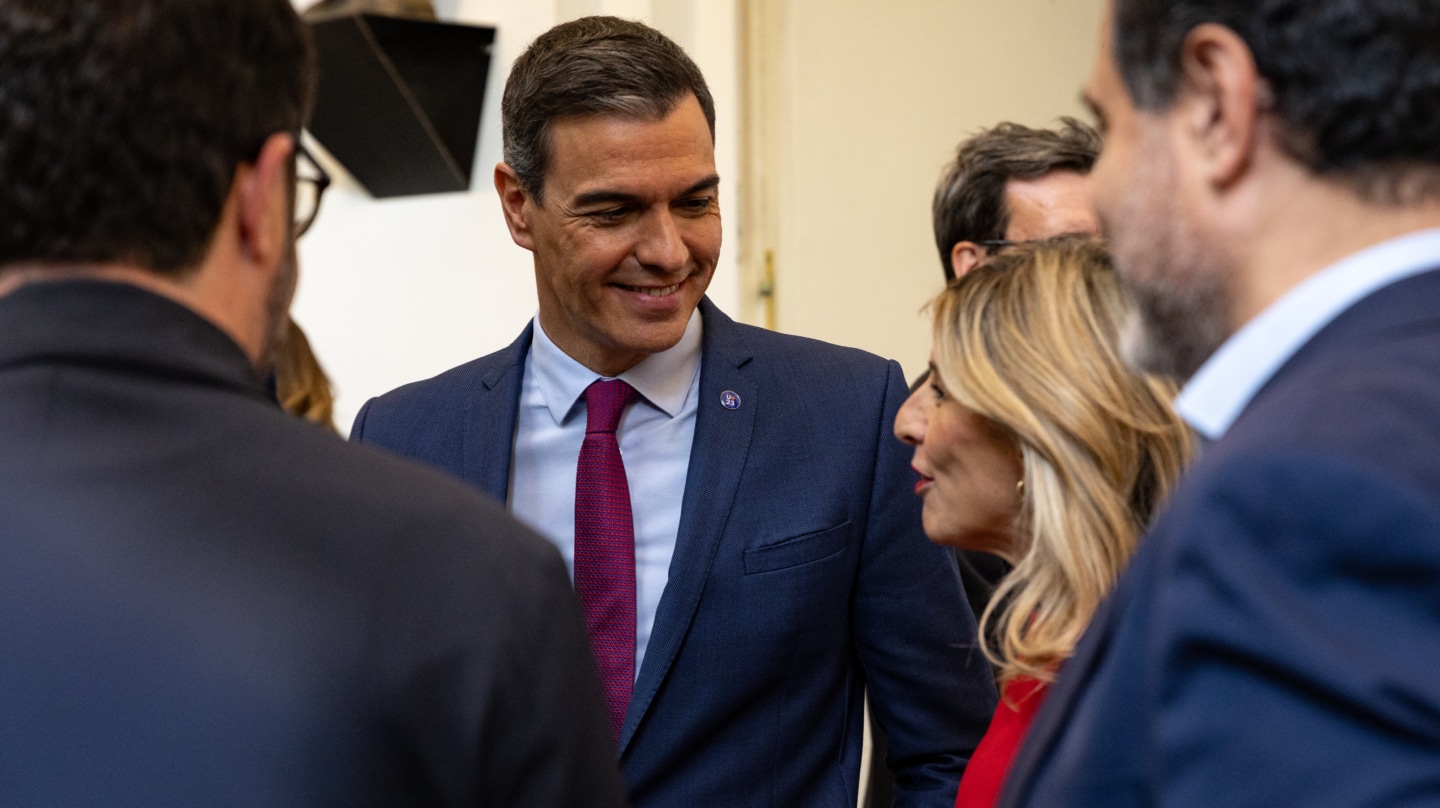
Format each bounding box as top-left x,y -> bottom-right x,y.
1001,1 -> 1440,806
0,1 -> 623,804
353,16 -> 996,808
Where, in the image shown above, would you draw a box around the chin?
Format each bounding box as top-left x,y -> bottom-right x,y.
920,515 -> 962,547
626,320 -> 692,352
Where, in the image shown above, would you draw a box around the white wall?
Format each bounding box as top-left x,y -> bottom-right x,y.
290,0 -> 740,433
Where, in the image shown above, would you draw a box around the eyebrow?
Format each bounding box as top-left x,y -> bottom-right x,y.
572,174 -> 721,209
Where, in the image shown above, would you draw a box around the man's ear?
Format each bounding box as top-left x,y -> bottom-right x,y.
235,132 -> 295,271
494,163 -> 537,251
1175,23 -> 1264,190
949,241 -> 986,278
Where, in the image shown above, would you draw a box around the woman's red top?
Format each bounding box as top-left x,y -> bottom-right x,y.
954,675 -> 1050,808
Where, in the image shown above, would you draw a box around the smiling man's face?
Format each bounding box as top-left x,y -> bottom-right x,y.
510,93 -> 721,377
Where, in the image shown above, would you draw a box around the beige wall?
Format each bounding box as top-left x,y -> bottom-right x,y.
744,0 -> 1106,378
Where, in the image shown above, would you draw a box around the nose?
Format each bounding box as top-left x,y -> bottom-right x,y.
894,382 -> 928,446
634,209 -> 690,273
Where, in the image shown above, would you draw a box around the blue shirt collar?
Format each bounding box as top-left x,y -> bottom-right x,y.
529,308 -> 703,426
1177,227 -> 1440,439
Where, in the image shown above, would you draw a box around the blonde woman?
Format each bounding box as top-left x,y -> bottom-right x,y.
894,236 -> 1193,808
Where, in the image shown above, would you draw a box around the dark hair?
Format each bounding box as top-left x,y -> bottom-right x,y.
0,0 -> 315,277
932,118 -> 1100,280
1113,0 -> 1440,201
502,16 -> 715,203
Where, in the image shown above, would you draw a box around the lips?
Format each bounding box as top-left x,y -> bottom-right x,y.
911,465 -> 933,495
615,278 -> 684,297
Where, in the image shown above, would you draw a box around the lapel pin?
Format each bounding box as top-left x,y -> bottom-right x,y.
720,390 -> 741,410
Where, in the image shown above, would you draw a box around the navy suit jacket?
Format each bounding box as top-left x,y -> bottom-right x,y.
354,298 -> 998,807
1000,267 -> 1440,807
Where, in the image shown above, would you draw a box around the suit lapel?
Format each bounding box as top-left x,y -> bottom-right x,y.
619,300 -> 756,755
461,324 -> 532,502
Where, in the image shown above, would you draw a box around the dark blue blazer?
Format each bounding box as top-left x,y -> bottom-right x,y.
1000,267 -> 1440,807
354,298 -> 998,807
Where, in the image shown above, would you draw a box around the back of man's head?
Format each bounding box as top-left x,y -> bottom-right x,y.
1113,0 -> 1440,202
0,0 -> 314,278
932,118 -> 1100,279
501,15 -> 715,203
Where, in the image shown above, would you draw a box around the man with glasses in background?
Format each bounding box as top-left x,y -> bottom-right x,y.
922,119 -> 1102,622
932,118 -> 1101,283
0,2 -> 623,805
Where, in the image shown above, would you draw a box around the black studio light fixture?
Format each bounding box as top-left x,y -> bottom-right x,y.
304,2 -> 496,198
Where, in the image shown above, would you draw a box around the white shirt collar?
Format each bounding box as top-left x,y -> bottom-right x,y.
529,308 -> 703,426
1177,227 -> 1440,440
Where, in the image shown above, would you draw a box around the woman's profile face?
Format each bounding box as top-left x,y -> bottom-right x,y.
894,363 -> 1024,559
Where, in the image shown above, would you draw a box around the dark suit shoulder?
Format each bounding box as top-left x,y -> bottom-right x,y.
0,367 -> 623,807
257,411 -> 559,590
711,315 -> 902,413
1134,448 -> 1440,805
720,315 -> 895,370
357,349 -> 511,431
1160,447 -> 1440,562
350,332 -> 529,478
242,413 -> 626,804
1226,320 -> 1440,496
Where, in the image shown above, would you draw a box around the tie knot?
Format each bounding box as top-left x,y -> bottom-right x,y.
584,379 -> 636,434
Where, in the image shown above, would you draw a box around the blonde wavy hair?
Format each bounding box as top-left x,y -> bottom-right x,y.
929,236 -> 1193,687
274,318 -> 338,433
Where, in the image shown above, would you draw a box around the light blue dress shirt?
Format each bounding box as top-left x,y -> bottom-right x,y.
509,310 -> 702,678
1177,227 -> 1440,440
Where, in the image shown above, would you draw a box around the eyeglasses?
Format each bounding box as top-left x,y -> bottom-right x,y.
973,238 -> 1027,252
973,232 -> 1095,253
294,139 -> 331,238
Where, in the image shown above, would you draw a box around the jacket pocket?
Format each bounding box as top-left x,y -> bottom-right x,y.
742,520 -> 851,575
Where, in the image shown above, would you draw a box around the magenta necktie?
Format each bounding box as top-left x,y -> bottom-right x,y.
575,379 -> 638,740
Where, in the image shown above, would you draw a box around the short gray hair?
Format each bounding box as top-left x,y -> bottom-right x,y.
502,16 -> 715,203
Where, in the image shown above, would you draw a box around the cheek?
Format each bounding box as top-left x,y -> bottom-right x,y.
684,221 -> 723,267
919,487 -> 964,545
1090,153 -> 1150,261
552,234 -> 631,283
950,431 -> 1020,507
1088,151 -> 1124,212
928,444 -> 975,499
